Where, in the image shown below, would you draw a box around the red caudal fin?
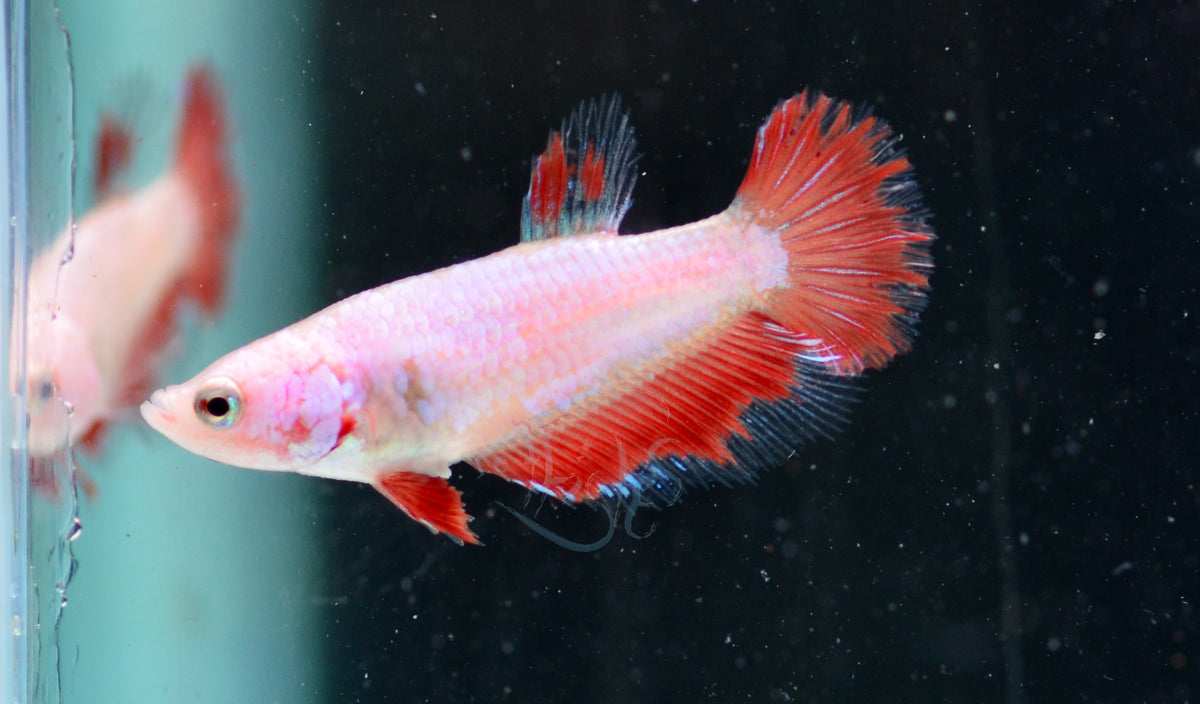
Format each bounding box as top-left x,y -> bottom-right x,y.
521,95 -> 639,241
374,471 -> 480,545
173,66 -> 240,313
732,90 -> 934,375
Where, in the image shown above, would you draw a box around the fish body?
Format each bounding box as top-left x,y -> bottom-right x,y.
142,92 -> 933,544
26,67 -> 238,462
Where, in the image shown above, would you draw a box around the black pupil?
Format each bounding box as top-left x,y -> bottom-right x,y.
205,396 -> 231,417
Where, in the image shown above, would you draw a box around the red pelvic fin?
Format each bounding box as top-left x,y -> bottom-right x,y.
29,456 -> 99,502
173,66 -> 240,313
522,95 -> 639,241
29,456 -> 62,500
374,471 -> 479,545
77,419 -> 108,454
470,312 -> 850,504
93,113 -> 135,199
732,90 -> 934,374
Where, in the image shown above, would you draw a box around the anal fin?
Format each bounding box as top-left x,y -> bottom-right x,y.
373,471 -> 479,545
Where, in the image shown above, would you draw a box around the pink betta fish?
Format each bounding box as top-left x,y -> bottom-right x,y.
25,67 -> 239,490
141,90 -> 933,544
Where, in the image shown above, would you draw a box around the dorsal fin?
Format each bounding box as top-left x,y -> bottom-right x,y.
521,95 -> 639,241
92,73 -> 157,201
93,112 -> 135,199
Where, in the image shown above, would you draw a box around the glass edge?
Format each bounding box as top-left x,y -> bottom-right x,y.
3,0 -> 31,702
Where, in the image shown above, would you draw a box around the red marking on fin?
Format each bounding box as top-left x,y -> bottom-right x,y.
528,134 -> 568,228
374,472 -> 479,545
522,95 -> 638,241
94,113 -> 134,198
733,90 -> 934,374
471,312 -> 805,502
174,66 -> 240,313
580,144 -> 606,200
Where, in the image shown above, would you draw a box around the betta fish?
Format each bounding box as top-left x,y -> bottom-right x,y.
141,90 -> 933,544
25,67 -> 239,491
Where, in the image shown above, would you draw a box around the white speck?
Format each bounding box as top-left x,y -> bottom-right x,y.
417,398 -> 436,426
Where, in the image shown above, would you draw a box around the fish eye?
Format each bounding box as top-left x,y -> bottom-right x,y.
194,379 -> 243,429
33,373 -> 56,402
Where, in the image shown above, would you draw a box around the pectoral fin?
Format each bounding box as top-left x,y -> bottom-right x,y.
373,471 -> 479,545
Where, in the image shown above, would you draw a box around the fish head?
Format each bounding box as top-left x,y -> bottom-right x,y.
25,313 -> 103,457
140,337 -> 350,472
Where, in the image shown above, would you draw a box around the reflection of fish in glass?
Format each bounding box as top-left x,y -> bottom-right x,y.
142,91 -> 934,544
26,67 -> 239,491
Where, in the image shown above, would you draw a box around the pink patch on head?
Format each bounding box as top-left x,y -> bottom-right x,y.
269,363 -> 346,462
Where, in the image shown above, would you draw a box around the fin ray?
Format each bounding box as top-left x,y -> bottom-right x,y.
521,95 -> 639,241
374,471 -> 479,545
469,312 -> 852,505
731,90 -> 934,374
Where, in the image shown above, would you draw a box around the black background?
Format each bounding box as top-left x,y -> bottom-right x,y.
311,2 -> 1200,702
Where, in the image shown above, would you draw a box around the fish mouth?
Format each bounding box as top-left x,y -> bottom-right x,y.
139,388 -> 177,430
